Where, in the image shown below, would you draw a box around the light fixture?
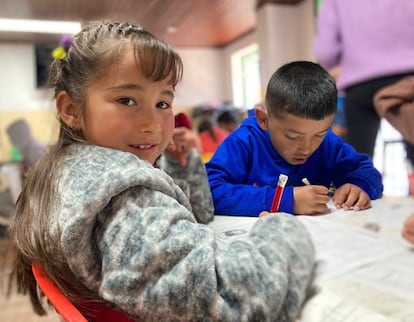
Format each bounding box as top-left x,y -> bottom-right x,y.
0,18 -> 81,34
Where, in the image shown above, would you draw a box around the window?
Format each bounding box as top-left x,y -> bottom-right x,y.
231,44 -> 261,109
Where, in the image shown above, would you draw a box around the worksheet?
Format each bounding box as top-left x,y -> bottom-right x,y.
210,198 -> 414,322
299,278 -> 414,322
208,216 -> 257,250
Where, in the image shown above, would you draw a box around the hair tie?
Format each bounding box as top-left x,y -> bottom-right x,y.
51,34 -> 73,60
52,46 -> 66,60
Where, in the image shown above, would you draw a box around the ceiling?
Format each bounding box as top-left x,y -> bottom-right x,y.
0,0 -> 303,47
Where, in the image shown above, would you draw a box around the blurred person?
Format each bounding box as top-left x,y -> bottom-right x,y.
402,215 -> 414,244
314,0 -> 414,164
217,110 -> 238,133
170,112 -> 201,166
328,66 -> 347,138
374,76 -> 414,167
197,118 -> 229,162
6,119 -> 47,170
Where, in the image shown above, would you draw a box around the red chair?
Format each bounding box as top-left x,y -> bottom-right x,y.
32,263 -> 134,322
32,262 -> 88,322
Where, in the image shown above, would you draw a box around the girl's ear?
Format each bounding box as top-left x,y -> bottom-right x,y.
255,106 -> 269,130
56,91 -> 81,129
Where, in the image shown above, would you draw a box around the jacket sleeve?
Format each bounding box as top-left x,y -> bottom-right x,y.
80,194 -> 315,322
160,149 -> 214,224
314,0 -> 342,69
329,134 -> 383,199
59,149 -> 314,321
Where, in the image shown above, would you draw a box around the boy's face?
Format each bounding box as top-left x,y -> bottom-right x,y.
256,108 -> 334,165
79,48 -> 175,165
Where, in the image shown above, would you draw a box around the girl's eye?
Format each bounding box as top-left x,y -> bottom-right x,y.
156,101 -> 171,109
117,97 -> 136,106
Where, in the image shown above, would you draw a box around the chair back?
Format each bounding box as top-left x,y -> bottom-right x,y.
32,263 -> 135,322
32,262 -> 88,322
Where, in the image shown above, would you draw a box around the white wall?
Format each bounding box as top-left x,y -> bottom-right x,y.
222,30 -> 258,105
0,43 -> 229,159
0,43 -> 228,113
0,2 -> 316,113
257,0 -> 316,87
0,43 -> 55,112
175,48 -> 226,109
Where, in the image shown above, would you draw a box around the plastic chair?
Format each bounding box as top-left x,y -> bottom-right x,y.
32,262 -> 88,322
32,263 -> 135,322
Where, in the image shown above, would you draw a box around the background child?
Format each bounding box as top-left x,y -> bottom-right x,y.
197,118 -> 229,162
217,110 -> 238,133
206,61 -> 383,216
9,21 -> 315,321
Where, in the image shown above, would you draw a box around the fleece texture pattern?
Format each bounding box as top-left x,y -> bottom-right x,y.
52,144 -> 315,321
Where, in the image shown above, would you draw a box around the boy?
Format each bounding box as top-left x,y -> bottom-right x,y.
206,61 -> 383,216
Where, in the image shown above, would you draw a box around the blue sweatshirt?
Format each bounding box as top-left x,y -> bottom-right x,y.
206,111 -> 383,216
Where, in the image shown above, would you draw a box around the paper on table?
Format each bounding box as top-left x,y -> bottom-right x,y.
345,248 -> 414,302
323,198 -> 414,235
299,290 -> 397,322
210,212 -> 405,282
299,278 -> 414,322
297,215 -> 405,283
361,197 -> 414,241
208,216 -> 257,250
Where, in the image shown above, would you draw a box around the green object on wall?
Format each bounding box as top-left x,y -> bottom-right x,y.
11,145 -> 22,161
315,0 -> 323,14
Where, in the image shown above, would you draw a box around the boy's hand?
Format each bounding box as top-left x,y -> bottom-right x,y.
402,215 -> 414,244
332,183 -> 371,211
293,185 -> 330,215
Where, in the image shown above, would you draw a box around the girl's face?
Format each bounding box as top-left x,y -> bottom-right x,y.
256,108 -> 334,165
81,48 -> 176,165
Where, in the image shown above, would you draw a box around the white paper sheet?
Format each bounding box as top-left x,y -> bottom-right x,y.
209,198 -> 414,321
297,215 -> 405,282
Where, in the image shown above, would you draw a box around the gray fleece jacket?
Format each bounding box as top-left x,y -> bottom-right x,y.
53,144 -> 315,321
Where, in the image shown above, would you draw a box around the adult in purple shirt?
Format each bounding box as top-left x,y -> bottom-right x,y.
314,0 -> 414,166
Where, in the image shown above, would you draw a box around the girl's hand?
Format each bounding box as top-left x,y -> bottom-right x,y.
333,183 -> 371,211
402,215 -> 414,244
293,185 -> 330,215
259,211 -> 270,217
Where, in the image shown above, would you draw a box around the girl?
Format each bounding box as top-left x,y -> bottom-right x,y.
10,20 -> 315,321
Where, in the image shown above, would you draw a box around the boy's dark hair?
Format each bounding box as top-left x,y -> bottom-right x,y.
265,61 -> 337,119
217,111 -> 236,125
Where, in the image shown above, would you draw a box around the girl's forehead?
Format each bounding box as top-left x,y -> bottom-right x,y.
94,51 -> 141,84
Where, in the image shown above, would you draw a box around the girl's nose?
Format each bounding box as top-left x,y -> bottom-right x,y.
139,106 -> 162,133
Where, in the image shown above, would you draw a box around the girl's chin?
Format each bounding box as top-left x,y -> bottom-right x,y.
130,150 -> 160,164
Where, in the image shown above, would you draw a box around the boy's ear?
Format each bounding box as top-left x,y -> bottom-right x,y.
255,107 -> 269,130
56,91 -> 81,129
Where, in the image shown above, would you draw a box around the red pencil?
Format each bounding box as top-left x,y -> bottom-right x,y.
270,174 -> 288,212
